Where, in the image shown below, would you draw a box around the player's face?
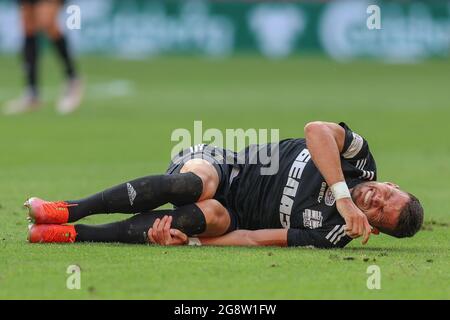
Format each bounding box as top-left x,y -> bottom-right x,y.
351,182 -> 410,231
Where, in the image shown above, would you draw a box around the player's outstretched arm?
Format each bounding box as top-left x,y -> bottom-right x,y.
197,229 -> 288,247
148,216 -> 288,247
304,121 -> 372,244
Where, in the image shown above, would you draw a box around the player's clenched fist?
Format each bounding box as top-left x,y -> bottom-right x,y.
336,198 -> 372,245
148,215 -> 188,246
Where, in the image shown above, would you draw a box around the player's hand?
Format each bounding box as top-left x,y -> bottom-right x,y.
148,215 -> 188,246
336,198 -> 372,245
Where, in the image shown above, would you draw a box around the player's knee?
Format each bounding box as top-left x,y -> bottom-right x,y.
202,199 -> 227,221
38,20 -> 60,39
44,25 -> 61,39
23,21 -> 37,36
180,159 -> 219,201
24,26 -> 38,37
196,199 -> 230,236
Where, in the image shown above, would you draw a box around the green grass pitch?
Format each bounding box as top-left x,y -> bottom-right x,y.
0,54 -> 449,299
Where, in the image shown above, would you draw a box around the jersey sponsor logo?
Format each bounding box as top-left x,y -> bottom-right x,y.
127,183 -> 137,206
303,209 -> 323,229
279,149 -> 311,228
325,225 -> 346,245
317,182 -> 327,203
324,187 -> 335,206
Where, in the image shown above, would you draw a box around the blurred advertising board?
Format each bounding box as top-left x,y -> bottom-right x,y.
0,0 -> 449,62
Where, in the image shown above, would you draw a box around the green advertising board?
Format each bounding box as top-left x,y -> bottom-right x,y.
0,0 -> 449,61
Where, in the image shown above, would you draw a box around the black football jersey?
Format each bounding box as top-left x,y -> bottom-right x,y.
227,122 -> 377,248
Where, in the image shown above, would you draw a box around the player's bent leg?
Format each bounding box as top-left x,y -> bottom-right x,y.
25,151 -> 220,224
25,171 -> 205,223
179,159 -> 220,202
74,200 -> 230,243
27,200 -> 229,244
29,203 -> 207,244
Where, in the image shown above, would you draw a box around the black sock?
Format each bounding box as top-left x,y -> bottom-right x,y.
67,172 -> 203,222
23,35 -> 38,96
52,35 -> 76,79
75,204 -> 206,243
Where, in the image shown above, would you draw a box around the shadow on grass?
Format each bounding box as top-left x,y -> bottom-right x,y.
60,242 -> 440,255
342,246 -> 436,254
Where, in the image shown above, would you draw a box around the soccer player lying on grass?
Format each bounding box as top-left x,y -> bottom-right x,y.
26,121 -> 424,248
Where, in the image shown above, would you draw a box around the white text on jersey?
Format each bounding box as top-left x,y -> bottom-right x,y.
279,149 -> 311,228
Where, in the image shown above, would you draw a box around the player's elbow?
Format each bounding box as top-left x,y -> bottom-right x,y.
304,121 -> 330,141
304,121 -> 328,137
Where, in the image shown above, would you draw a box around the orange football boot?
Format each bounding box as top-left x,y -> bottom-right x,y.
24,197 -> 77,224
28,224 -> 77,243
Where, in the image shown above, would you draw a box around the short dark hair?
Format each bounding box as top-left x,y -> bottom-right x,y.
383,193 -> 424,238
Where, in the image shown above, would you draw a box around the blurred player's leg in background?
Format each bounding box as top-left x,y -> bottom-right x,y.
3,0 -> 40,114
36,0 -> 83,114
3,0 -> 83,115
